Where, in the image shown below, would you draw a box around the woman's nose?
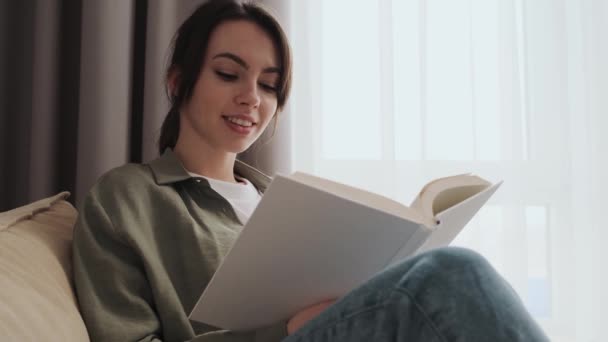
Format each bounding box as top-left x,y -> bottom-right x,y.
235,82 -> 261,108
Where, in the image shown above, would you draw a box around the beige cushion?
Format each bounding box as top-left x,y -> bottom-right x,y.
0,193 -> 90,341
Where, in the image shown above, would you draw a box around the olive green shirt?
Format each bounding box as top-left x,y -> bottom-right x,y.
72,150 -> 288,342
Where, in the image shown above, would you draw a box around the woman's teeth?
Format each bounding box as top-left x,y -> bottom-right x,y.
226,117 -> 253,127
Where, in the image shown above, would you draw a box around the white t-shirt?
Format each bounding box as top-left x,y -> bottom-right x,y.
187,171 -> 262,224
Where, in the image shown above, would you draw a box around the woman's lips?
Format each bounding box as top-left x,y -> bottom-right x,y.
223,116 -> 255,135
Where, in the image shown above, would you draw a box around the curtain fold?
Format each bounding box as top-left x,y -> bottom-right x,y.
0,0 -> 37,210
1,0 -> 82,210
75,0 -> 134,204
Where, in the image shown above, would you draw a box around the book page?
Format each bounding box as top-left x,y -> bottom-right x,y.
288,172 -> 429,226
432,185 -> 489,215
410,174 -> 491,220
417,181 -> 502,253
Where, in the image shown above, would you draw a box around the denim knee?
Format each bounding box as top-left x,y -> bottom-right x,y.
417,246 -> 490,272
382,249 -> 547,341
383,247 -> 497,296
385,248 -> 505,321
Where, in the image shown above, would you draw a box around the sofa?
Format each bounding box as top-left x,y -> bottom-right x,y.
0,192 -> 90,341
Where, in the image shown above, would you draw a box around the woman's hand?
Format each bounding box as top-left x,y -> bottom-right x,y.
287,299 -> 336,335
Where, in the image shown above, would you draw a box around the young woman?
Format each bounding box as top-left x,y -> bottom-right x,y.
72,1 -> 549,341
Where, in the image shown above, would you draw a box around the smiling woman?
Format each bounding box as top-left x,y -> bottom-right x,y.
70,1 -> 550,342
158,1 -> 291,162
171,20 -> 283,181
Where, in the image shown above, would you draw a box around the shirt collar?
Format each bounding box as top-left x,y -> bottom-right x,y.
147,149 -> 271,192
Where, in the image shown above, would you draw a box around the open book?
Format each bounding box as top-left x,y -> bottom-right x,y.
189,172 -> 502,331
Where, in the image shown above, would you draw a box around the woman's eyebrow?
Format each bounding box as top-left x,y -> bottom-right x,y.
212,52 -> 281,74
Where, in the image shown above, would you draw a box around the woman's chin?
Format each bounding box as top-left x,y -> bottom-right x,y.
223,133 -> 263,154
228,141 -> 256,155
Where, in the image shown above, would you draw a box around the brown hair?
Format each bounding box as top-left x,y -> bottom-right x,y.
158,0 -> 292,154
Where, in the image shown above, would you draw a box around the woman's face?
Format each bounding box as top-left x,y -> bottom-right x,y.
179,20 -> 280,154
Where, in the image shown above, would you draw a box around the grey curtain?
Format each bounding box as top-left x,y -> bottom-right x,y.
0,0 -> 293,211
1,0 -> 82,211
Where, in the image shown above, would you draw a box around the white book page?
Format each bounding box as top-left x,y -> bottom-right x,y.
289,172 -> 428,225
417,182 -> 502,253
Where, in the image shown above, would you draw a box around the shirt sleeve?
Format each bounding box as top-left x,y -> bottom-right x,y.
72,189 -> 288,342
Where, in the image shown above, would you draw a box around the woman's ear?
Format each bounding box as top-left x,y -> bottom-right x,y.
167,68 -> 180,99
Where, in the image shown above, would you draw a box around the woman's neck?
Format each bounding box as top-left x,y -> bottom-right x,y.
173,137 -> 238,183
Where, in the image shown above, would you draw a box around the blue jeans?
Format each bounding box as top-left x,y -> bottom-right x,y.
283,247 -> 549,342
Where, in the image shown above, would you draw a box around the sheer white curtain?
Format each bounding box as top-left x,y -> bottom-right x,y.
287,0 -> 607,341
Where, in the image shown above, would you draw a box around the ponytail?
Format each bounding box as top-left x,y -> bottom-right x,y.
157,107 -> 180,154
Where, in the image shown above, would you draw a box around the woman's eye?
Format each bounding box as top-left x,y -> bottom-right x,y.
259,83 -> 277,93
215,71 -> 237,81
